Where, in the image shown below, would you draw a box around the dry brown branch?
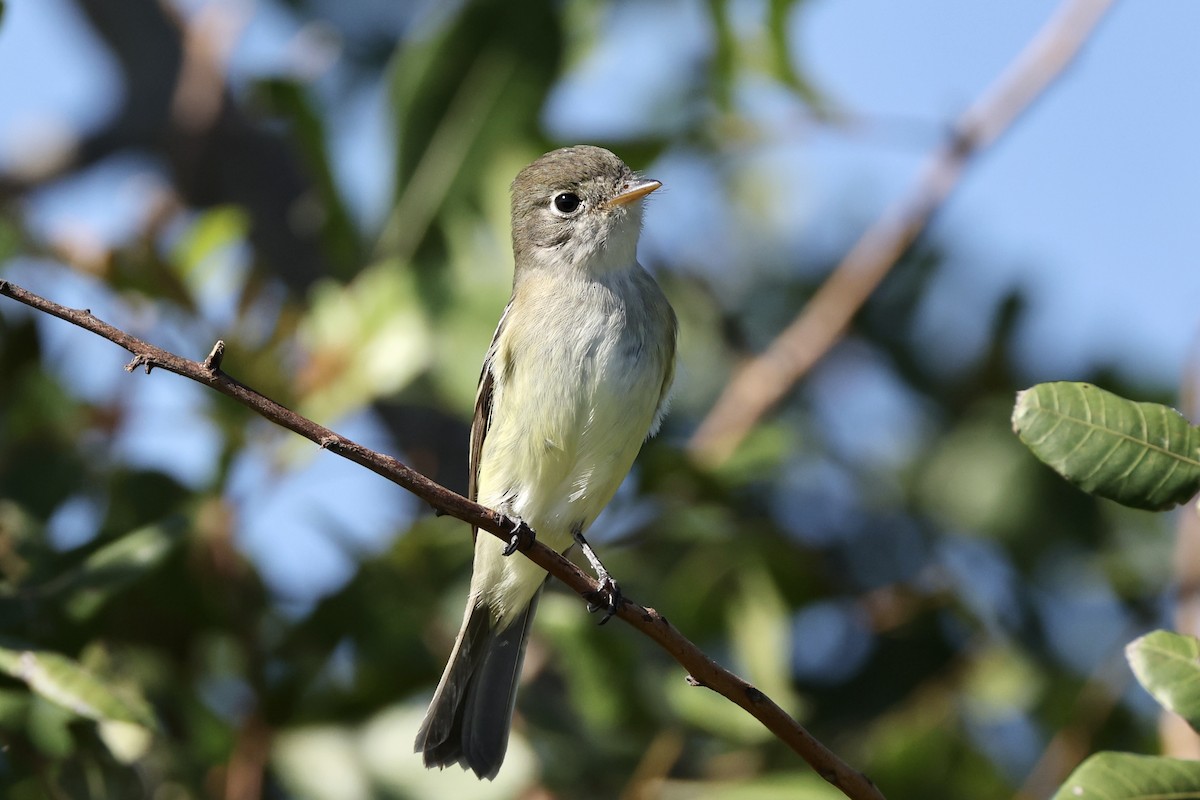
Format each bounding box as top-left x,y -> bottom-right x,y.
1013,635 -> 1133,800
1164,340 -> 1200,758
687,0 -> 1116,467
0,279 -> 885,800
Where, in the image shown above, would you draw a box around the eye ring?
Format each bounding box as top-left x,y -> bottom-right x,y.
551,192 -> 582,216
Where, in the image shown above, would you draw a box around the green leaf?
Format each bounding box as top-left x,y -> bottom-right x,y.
382,0 -> 561,263
297,259 -> 433,422
62,520 -> 184,620
766,0 -> 826,110
98,719 -> 154,764
0,215 -> 21,262
660,772 -> 847,800
706,0 -> 735,110
1052,752 -> 1200,799
27,696 -> 74,758
1012,382 -> 1200,510
171,205 -> 249,279
729,562 -> 802,716
0,647 -> 154,727
1127,630 -> 1200,730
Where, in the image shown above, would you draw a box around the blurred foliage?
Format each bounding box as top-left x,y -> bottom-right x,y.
0,1 -> 1186,799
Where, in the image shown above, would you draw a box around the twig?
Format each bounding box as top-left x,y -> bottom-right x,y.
0,279 -> 885,800
224,713 -> 271,800
687,0 -> 1116,467
1164,339 -> 1200,758
1013,632 -> 1133,799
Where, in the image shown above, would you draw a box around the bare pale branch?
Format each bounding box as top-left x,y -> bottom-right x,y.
688,0 -> 1116,467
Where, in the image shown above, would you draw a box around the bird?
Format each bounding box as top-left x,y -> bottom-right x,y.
414,145 -> 677,779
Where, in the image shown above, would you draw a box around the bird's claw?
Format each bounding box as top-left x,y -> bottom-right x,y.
502,520 -> 535,556
585,576 -> 622,625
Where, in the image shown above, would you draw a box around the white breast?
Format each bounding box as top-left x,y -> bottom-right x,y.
476,266 -> 669,546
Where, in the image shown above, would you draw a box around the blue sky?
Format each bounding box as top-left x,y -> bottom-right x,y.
5,0 -> 1196,383
1,0 -> 1197,599
800,0 -> 1200,383
540,0 -> 1200,385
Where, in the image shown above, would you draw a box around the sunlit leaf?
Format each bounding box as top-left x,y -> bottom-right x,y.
0,646 -> 154,727
98,719 -> 154,764
658,772 -> 846,800
298,259 -> 433,421
357,705 -> 536,799
272,707 -> 537,800
729,562 -> 802,716
711,421 -> 796,484
171,205 -> 249,279
1052,752 -> 1200,799
1127,630 -> 1200,731
271,726 -> 371,800
1012,382 -> 1200,510
963,644 -> 1042,716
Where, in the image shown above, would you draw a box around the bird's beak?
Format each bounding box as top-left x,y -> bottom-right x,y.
605,179 -> 661,208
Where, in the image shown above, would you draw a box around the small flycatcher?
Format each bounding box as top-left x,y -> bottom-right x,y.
415,146 -> 677,779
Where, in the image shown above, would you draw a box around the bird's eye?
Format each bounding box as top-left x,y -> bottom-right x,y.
551,192 -> 582,216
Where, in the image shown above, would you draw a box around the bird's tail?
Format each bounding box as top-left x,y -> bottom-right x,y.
414,587 -> 542,780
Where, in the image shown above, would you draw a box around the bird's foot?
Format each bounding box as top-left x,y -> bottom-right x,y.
574,530 -> 622,624
584,574 -> 623,625
502,519 -> 535,556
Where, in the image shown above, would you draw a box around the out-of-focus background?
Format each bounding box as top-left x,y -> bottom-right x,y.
0,0 -> 1196,797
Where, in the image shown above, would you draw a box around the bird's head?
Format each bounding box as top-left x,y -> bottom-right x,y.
510,145 -> 660,277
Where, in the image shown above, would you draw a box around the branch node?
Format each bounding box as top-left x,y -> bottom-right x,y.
820,769 -> 840,783
946,123 -> 978,159
685,675 -> 706,687
318,436 -> 339,450
202,340 -> 226,372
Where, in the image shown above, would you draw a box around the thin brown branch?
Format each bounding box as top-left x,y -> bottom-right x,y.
223,713 -> 271,800
1165,338 -> 1200,758
687,0 -> 1116,467
0,279 -> 885,800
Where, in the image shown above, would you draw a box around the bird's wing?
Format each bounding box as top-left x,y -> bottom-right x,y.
469,300 -> 513,523
649,306 -> 679,436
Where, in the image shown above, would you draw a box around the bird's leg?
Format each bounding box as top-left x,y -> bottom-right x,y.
502,518 -> 536,556
573,526 -> 622,625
